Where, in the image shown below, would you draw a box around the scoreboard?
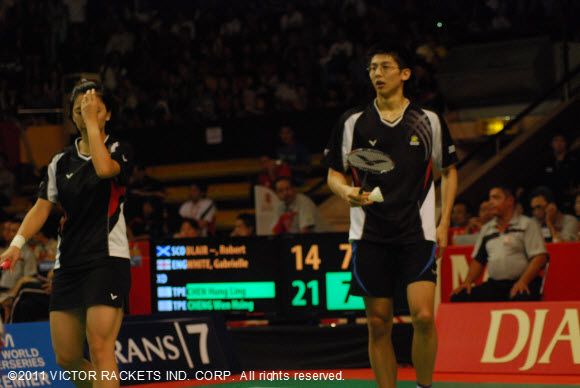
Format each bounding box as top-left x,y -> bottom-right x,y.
152,237 -> 280,314
151,233 -> 408,317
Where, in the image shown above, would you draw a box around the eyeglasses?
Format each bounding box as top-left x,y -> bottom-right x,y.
367,63 -> 400,73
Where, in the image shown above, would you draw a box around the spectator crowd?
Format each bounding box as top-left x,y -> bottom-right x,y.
0,0 -> 579,322
3,0 -> 578,126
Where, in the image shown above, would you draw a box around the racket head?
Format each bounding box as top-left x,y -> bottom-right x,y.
347,148 -> 395,174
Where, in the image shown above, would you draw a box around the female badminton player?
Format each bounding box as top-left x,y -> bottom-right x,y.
1,79 -> 133,388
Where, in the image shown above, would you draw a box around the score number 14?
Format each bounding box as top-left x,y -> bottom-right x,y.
291,243 -> 352,271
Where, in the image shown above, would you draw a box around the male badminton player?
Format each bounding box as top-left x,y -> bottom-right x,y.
325,43 -> 458,388
0,79 -> 132,388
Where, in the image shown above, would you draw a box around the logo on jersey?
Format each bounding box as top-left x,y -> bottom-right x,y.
410,135 -> 420,146
110,293 -> 118,300
448,145 -> 456,154
66,173 -> 73,179
122,154 -> 128,162
110,142 -> 120,153
369,139 -> 377,146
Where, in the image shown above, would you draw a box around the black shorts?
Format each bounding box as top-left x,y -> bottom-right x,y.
349,239 -> 437,298
50,257 -> 131,311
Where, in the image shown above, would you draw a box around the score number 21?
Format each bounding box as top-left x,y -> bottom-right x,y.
290,243 -> 353,307
291,243 -> 352,271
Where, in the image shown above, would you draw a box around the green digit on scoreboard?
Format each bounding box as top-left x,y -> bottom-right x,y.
291,280 -> 320,307
325,272 -> 364,310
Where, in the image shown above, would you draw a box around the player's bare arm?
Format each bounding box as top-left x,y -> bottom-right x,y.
437,164 -> 458,256
0,198 -> 53,269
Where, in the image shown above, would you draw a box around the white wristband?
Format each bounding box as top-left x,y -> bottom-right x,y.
10,235 -> 26,249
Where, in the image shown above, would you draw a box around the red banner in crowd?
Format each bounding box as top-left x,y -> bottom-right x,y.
439,243 -> 580,303
436,301 -> 580,374
129,240 -> 151,315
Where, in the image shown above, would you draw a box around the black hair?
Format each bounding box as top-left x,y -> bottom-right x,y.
551,132 -> 568,144
365,42 -> 414,70
273,176 -> 294,188
529,186 -> 555,203
190,182 -> 207,193
69,79 -> 114,119
453,199 -> 472,215
237,213 -> 256,230
491,185 -> 516,199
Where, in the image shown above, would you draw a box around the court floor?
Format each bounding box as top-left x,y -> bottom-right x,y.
189,383 -> 577,388
129,369 -> 580,388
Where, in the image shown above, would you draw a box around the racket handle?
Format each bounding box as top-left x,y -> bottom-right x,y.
359,172 -> 368,194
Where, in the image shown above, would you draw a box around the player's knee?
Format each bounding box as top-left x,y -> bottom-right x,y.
367,315 -> 392,337
55,353 -> 83,370
87,336 -> 114,366
411,310 -> 434,332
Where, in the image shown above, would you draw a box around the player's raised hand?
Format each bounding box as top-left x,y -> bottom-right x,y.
80,89 -> 99,124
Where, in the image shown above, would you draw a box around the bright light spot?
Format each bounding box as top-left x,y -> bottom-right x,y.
486,120 -> 505,135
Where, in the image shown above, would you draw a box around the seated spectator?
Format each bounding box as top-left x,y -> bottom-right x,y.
272,177 -> 324,234
451,201 -> 470,228
530,188 -> 578,242
28,225 -> 58,277
452,201 -> 494,246
230,213 -> 255,237
0,220 -> 9,247
0,221 -> 37,320
448,200 -> 471,244
467,200 -> 493,234
0,153 -> 15,206
1,268 -> 52,323
127,165 -> 165,202
451,186 -> 548,302
276,126 -> 310,184
128,199 -> 165,241
256,156 -> 291,189
126,164 -> 165,220
178,183 -> 216,236
5,219 -> 60,318
540,133 -> 579,211
173,218 -> 200,239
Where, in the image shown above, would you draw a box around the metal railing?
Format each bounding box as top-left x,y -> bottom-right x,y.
455,62 -> 580,170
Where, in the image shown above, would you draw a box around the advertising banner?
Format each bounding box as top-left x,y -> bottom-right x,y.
1,316 -> 238,386
436,301 -> 580,374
